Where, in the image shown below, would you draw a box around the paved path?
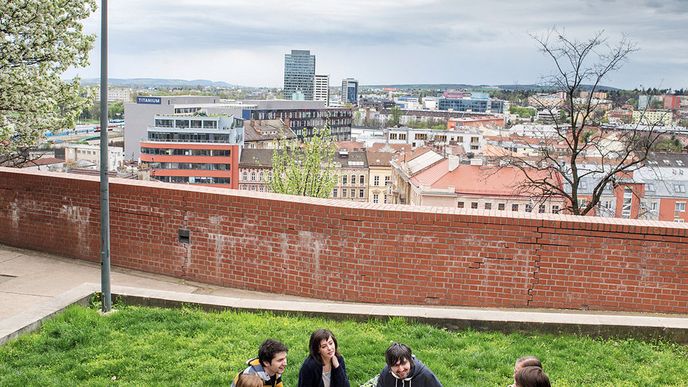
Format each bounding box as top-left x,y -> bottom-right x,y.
1,243 -> 687,344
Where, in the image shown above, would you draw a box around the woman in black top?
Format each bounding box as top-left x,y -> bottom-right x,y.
297,329 -> 350,387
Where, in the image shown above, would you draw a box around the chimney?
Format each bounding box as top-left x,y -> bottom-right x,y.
448,154 -> 460,171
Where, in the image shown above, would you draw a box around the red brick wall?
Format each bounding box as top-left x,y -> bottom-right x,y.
1,168 -> 687,313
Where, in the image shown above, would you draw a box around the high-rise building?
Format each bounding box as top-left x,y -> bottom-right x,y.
314,74 -> 330,105
284,50 -> 316,100
341,78 -> 359,106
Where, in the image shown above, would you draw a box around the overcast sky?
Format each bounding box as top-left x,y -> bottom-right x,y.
66,0 -> 688,89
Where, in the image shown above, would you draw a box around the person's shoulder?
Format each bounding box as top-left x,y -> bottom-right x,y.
299,356 -> 320,371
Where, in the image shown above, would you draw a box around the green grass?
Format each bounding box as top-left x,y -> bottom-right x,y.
0,305 -> 687,386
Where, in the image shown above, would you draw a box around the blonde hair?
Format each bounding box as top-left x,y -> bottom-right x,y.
236,374 -> 264,387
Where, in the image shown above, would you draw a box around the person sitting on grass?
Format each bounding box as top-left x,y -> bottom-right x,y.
376,343 -> 442,387
298,328 -> 350,387
509,356 -> 543,387
236,374 -> 266,387
232,339 -> 289,387
513,366 -> 551,387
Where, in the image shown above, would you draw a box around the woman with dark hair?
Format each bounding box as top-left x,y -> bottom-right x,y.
297,329 -> 350,387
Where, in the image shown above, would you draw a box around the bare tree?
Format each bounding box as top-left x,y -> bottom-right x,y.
503,29 -> 666,215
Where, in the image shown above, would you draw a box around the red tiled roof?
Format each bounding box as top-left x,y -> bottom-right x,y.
431,165 -> 562,196
410,159 -> 449,186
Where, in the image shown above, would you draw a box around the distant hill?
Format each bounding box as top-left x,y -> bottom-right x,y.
79,78 -> 238,88
362,83 -> 620,91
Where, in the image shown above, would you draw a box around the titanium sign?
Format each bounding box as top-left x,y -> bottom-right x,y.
137,96 -> 162,104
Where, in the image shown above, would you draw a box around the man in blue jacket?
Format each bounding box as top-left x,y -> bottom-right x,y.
376,343 -> 442,387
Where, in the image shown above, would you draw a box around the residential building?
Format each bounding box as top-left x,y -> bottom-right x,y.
386,127 -> 483,152
284,49 -> 316,100
341,78 -> 359,106
331,149 -> 368,202
389,148 -> 444,204
314,74 -> 330,105
634,154 -> 688,222
239,149 -> 274,192
632,110 -> 674,126
139,114 -> 243,189
94,87 -> 133,103
366,150 -> 394,204
390,149 -> 565,210
243,119 -> 296,149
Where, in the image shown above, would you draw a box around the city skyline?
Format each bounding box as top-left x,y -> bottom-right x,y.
65,0 -> 688,90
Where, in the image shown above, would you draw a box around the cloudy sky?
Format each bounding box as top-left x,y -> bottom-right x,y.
66,0 -> 687,89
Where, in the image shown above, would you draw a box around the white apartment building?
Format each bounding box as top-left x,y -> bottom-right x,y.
386,127 -> 484,152
314,74 -> 330,106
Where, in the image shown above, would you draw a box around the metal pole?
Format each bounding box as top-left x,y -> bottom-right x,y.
99,0 -> 112,312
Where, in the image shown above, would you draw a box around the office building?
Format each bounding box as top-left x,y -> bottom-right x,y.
241,100 -> 352,141
124,95 -> 221,160
314,74 -> 330,105
139,114 -> 244,189
438,91 -> 505,113
284,50 -> 316,100
341,78 -> 359,106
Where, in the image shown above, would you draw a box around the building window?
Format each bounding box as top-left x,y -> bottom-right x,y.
646,183 -> 655,192
674,184 -> 686,193
512,204 -> 519,211
259,171 -> 264,181
484,203 -> 492,210
351,175 -> 356,185
552,205 -> 560,213
374,176 -> 380,186
525,204 -> 533,213
539,204 -> 546,213
360,175 -> 365,184
622,188 -> 633,218
399,133 -> 407,140
359,189 -> 364,198
676,202 -> 686,212
498,203 -> 505,211
471,202 -> 478,209
385,176 -> 391,185
333,188 -> 338,198
342,189 -> 347,198
373,193 -> 379,203
251,172 -> 256,181
457,201 -> 464,208
389,133 -> 398,140
342,175 -> 347,185
384,195 -> 388,204
242,172 -> 248,181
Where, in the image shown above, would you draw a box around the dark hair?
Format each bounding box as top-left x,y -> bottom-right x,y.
385,343 -> 412,367
258,339 -> 288,367
309,329 -> 340,364
515,356 -> 542,370
514,366 -> 551,387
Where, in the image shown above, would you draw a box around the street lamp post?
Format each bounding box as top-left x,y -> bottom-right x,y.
99,0 -> 112,312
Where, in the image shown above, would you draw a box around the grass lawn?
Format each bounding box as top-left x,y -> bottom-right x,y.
0,305 -> 687,386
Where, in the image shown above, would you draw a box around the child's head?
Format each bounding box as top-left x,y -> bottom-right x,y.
514,366 -> 550,387
235,374 -> 264,387
514,356 -> 542,374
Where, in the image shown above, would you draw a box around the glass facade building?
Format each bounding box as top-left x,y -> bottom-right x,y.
284,50 -> 316,100
341,78 -> 359,105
